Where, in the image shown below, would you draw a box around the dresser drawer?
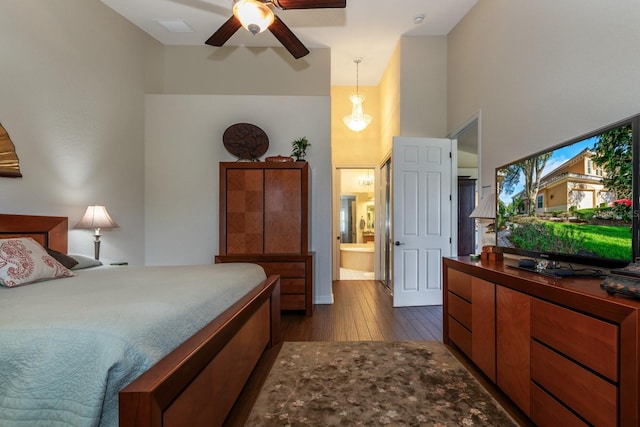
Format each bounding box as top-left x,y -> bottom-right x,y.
448,316 -> 472,357
531,298 -> 618,381
531,340 -> 617,427
448,291 -> 472,330
447,269 -> 471,300
531,383 -> 589,427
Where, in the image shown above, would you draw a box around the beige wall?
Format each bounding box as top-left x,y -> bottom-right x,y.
448,0 -> 640,190
0,0 -> 163,264
0,0 -> 333,285
374,36 -> 449,162
331,86 -> 381,166
145,94 -> 334,303
162,46 -> 330,95
400,36 -> 448,138
378,43 -> 402,159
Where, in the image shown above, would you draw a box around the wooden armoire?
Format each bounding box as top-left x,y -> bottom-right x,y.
215,162 -> 314,315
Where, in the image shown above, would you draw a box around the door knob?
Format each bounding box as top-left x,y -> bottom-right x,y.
394,241 -> 404,246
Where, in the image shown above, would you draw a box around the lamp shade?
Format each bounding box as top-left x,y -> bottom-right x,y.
75,205 -> 119,230
469,193 -> 496,219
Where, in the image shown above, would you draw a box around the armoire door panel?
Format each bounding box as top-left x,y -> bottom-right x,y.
265,169 -> 302,253
225,169 -> 264,254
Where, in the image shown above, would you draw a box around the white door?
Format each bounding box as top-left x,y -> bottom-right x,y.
392,137 -> 455,307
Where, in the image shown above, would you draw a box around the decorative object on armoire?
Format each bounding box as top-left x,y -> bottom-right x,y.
291,136 -> 310,161
216,161 -> 313,315
75,205 -> 119,260
265,155 -> 294,162
204,0 -> 346,60
223,123 -> 269,161
343,58 -> 372,133
601,262 -> 640,298
0,123 -> 22,178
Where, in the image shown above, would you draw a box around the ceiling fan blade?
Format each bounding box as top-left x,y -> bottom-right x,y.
269,16 -> 310,59
205,15 -> 242,47
273,0 -> 346,10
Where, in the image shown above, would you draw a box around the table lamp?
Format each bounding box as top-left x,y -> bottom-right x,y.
469,193 -> 496,248
75,205 -> 119,260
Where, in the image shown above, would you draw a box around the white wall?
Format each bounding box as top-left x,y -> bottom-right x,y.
145,95 -> 334,304
448,0 -> 640,189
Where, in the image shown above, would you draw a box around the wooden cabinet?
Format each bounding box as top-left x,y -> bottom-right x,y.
443,257 -> 640,426
446,270 -> 496,381
496,286 -> 530,415
217,162 -> 313,315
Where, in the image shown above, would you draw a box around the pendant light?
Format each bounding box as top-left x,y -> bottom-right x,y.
343,58 -> 372,133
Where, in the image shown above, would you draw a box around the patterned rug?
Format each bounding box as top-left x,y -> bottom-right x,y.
246,341 -> 518,426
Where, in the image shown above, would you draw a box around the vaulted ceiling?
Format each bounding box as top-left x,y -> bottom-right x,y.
101,0 -> 477,86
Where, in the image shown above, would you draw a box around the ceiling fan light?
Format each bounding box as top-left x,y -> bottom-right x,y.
343,94 -> 372,133
233,0 -> 274,35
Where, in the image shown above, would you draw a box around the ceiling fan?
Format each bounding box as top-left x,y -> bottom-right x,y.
205,0 -> 346,59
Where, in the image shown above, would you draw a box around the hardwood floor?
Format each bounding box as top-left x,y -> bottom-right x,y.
225,279 -> 531,427
281,279 -> 443,342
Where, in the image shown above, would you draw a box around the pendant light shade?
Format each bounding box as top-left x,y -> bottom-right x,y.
343,58 -> 372,133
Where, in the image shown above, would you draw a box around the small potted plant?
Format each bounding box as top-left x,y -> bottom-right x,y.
291,136 -> 311,161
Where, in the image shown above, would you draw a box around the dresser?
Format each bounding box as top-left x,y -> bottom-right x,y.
443,257 -> 640,426
216,162 -> 313,315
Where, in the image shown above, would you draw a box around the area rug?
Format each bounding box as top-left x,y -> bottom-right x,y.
246,341 -> 518,426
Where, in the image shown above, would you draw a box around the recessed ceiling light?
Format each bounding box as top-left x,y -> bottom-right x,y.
414,14 -> 425,25
155,19 -> 194,33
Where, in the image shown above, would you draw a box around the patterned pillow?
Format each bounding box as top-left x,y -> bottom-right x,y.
0,237 -> 75,288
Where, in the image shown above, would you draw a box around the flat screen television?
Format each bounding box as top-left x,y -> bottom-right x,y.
495,114 -> 640,269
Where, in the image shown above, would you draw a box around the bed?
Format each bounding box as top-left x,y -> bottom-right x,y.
0,213 -> 281,427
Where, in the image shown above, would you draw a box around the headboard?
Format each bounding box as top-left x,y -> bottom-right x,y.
0,214 -> 68,253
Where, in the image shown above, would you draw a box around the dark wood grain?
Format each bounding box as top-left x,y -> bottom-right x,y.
0,213 -> 68,253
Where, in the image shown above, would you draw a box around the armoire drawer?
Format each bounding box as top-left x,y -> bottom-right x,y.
257,261 -> 306,278
281,294 -> 306,311
281,278 -> 305,294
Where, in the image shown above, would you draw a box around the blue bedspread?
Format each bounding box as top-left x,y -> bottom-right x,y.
0,263 -> 267,426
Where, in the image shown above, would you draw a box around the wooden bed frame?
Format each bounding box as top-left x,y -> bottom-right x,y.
0,213 -> 281,427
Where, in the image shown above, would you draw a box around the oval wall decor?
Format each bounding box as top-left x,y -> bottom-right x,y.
222,123 -> 269,161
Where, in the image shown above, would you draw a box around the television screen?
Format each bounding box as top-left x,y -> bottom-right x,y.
495,115 -> 639,269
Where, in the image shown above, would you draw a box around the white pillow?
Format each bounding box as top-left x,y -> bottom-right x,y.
69,254 -> 103,270
0,237 -> 75,288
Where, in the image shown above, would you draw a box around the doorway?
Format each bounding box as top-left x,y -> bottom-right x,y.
450,113 -> 481,255
335,168 -> 376,280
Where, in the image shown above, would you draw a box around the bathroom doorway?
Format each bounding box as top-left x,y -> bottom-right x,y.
335,168 -> 376,280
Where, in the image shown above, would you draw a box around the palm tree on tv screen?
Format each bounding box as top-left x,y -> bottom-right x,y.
501,153 -> 551,216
